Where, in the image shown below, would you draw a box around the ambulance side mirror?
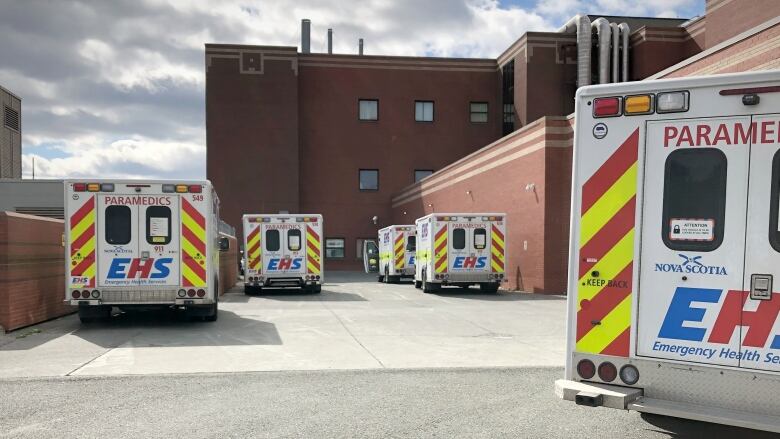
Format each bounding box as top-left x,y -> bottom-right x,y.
218,237 -> 230,252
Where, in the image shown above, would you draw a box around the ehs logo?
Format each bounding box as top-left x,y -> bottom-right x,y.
108,258 -> 172,279
655,254 -> 727,276
268,258 -> 302,270
421,224 -> 429,239
453,256 -> 487,269
659,287 -> 780,349
408,256 -> 416,266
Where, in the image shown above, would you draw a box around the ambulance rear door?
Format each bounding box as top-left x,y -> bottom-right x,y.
97,190 -> 142,287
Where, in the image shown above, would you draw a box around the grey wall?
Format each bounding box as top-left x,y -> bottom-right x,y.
0,180 -> 63,218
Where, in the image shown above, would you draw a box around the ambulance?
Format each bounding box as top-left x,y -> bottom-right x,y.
242,214 -> 323,293
64,180 -> 229,323
556,70 -> 780,432
377,225 -> 416,283
414,213 -> 506,293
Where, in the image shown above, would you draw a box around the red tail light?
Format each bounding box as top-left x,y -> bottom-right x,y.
187,289 -> 196,297
188,185 -> 202,193
196,289 -> 206,297
81,291 -> 91,299
73,183 -> 86,192
598,362 -> 617,382
593,97 -> 621,117
576,359 -> 595,379
71,290 -> 80,299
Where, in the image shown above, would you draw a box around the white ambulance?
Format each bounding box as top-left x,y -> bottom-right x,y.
64,180 -> 229,323
556,70 -> 780,432
242,214 -> 323,293
414,213 -> 506,293
377,225 -> 416,283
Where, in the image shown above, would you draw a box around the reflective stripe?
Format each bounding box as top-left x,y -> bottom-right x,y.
306,225 -> 321,274
434,226 -> 448,273
394,234 -> 405,270
181,198 -> 206,287
491,225 -> 505,273
69,196 -> 96,288
247,226 -> 262,271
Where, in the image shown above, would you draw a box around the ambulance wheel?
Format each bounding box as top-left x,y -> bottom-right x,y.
414,280 -> 422,289
312,284 -> 322,294
383,267 -> 390,283
480,283 -> 499,294
422,272 -> 439,293
204,302 -> 218,322
377,275 -> 384,283
79,317 -> 94,324
244,285 -> 253,295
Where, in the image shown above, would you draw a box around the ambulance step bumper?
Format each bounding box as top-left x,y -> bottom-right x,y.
628,397 -> 780,433
555,379 -> 642,409
101,290 -> 177,303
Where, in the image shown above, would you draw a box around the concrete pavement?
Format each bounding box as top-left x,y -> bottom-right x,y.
0,272 -> 566,377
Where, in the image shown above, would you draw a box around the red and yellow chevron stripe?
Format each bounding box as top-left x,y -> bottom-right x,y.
246,226 -> 262,271
491,225 -> 505,273
576,129 -> 639,358
181,198 -> 207,287
306,225 -> 321,275
394,233 -> 405,270
434,225 -> 448,274
69,196 -> 96,288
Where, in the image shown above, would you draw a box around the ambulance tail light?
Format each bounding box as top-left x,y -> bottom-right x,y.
175,185 -> 188,193
597,362 -> 617,383
624,94 -> 653,115
81,291 -> 91,299
187,289 -> 196,297
593,97 -> 621,118
619,364 -> 640,385
196,289 -> 206,297
71,290 -> 81,299
87,183 -> 100,192
177,289 -> 186,298
656,91 -> 689,113
73,183 -> 87,192
576,359 -> 596,380
91,290 -> 100,298
188,185 -> 202,193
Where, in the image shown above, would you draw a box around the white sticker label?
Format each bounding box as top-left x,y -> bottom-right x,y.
669,218 -> 714,241
150,217 -> 169,238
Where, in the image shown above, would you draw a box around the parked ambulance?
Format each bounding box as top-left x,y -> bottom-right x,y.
64,180 -> 229,323
376,225 -> 416,283
414,213 -> 506,293
242,214 -> 323,293
555,70 -> 780,432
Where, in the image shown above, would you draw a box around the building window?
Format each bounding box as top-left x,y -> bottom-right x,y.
662,148 -> 727,252
359,99 -> 378,121
326,238 -> 345,258
502,60 -> 515,135
414,170 -> 433,182
415,101 -> 434,122
146,206 -> 171,245
359,169 -> 379,191
470,102 -> 488,123
105,205 -> 132,245
3,106 -> 19,132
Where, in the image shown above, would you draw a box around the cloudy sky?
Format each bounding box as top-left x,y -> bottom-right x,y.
0,0 -> 703,180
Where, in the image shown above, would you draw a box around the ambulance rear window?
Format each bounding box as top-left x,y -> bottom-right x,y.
146,206 -> 171,245
266,230 -> 280,252
474,228 -> 487,249
406,235 -> 416,251
453,228 -> 466,250
662,148 -> 726,251
288,229 -> 301,251
105,205 -> 131,245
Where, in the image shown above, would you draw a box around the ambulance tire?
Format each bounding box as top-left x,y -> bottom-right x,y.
422,272 -> 439,294
204,301 -> 218,322
479,283 -> 500,294
312,284 -> 322,294
383,267 -> 390,283
377,275 -> 384,283
244,285 -> 253,295
414,280 -> 422,289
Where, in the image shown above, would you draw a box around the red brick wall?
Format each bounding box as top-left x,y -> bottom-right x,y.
705,0 -> 780,48
218,234 -> 238,295
391,117 -> 573,293
0,212 -> 73,332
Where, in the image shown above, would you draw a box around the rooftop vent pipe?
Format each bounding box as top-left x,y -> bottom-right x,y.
619,23 -> 630,82
359,38 -> 364,55
328,28 -> 333,54
558,14 -> 591,87
301,19 -> 311,53
591,18 -> 611,84
610,22 -> 619,83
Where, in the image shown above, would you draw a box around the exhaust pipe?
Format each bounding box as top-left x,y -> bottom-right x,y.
558,14 -> 591,88
619,23 -> 630,82
327,28 -> 333,54
359,38 -> 364,55
591,18 -> 611,85
301,19 -> 311,54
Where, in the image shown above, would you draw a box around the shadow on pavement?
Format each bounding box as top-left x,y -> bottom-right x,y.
244,289 -> 367,302
639,413 -> 778,438
67,308 -> 281,349
430,288 -> 566,301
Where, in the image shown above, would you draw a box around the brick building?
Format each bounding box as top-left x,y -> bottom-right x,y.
206,0 -> 780,288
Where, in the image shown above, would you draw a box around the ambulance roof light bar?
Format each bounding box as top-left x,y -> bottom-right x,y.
657,91 -> 689,113
73,182 -> 114,192
162,184 -> 202,193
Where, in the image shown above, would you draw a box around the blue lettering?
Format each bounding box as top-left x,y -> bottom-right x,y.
107,258 -> 130,279
476,257 -> 487,269
772,335 -> 780,350
268,259 -> 279,270
658,287 -> 722,341
291,258 -> 302,270
453,257 -> 464,269
409,256 -> 416,265
151,258 -> 172,279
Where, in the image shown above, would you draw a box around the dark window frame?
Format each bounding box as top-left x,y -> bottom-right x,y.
474,228 -> 487,250
359,169 -> 379,191
414,100 -> 435,123
357,237 -> 377,260
414,169 -> 434,183
453,228 -> 466,250
406,235 -> 417,252
358,98 -> 379,121
325,237 -> 346,259
661,148 -> 727,252
145,206 -> 172,245
469,101 -> 489,123
105,205 -> 132,245
769,150 -> 780,252
266,229 -> 281,252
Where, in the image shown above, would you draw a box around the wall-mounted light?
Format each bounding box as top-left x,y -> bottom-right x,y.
372,215 -> 378,225
403,211 -> 407,215
524,183 -> 536,191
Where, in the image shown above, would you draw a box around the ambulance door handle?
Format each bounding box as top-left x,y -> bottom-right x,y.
141,251 -> 150,260
750,274 -> 772,301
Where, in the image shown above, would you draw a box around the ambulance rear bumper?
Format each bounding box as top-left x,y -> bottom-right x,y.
555,379 -> 642,409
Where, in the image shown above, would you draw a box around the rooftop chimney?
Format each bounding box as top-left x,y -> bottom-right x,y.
358,38 -> 363,55
301,19 -> 311,53
328,28 -> 333,54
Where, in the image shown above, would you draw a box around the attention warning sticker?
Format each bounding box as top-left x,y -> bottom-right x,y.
669,218 -> 714,241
